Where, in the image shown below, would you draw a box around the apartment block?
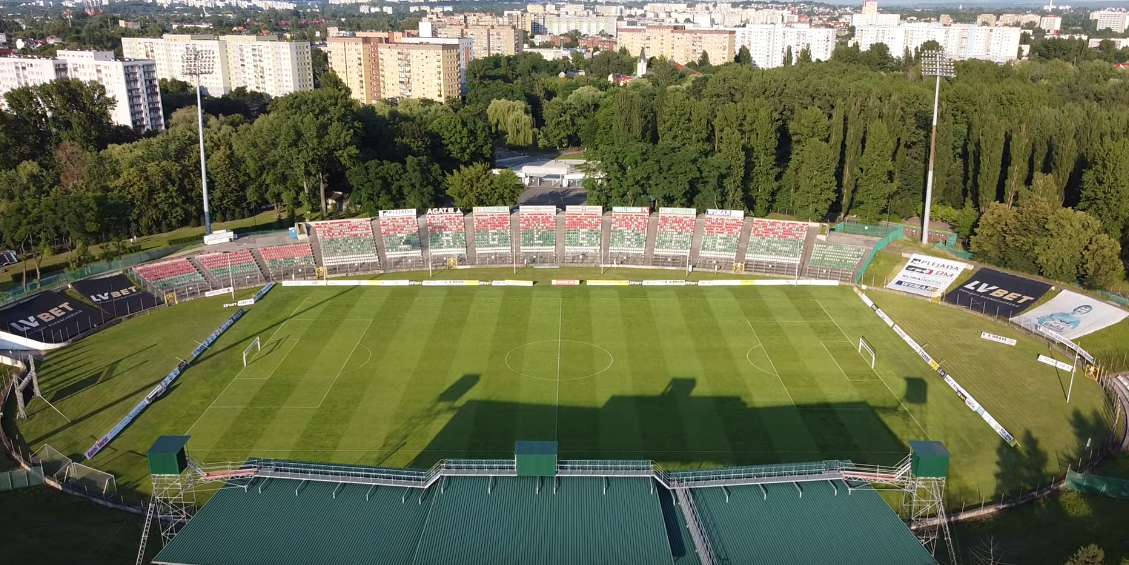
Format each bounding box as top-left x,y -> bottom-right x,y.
0,50 -> 163,131
1039,15 -> 1062,33
1090,10 -> 1129,33
438,24 -> 522,58
123,34 -> 312,98
223,35 -> 313,98
853,23 -> 1022,64
375,42 -> 461,102
123,35 -> 230,95
618,26 -> 733,66
542,15 -> 618,36
327,36 -> 376,103
731,24 -> 835,68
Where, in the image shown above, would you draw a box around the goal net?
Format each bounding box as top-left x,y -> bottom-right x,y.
858,337 -> 876,369
243,337 -> 261,367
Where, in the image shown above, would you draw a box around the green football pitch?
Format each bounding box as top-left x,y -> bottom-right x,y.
11,272 -> 1111,507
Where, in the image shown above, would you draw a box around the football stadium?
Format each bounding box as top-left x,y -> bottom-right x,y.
1,207 -> 1125,565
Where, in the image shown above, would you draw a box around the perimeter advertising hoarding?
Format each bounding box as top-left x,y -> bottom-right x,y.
0,291 -> 106,343
885,254 -> 968,298
1011,289 -> 1129,340
72,275 -> 158,317
943,268 -> 1051,318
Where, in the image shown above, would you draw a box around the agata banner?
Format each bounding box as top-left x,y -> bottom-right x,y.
943,268 -> 1051,318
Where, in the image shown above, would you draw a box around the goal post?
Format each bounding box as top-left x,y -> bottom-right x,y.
858,337 -> 876,369
243,337 -> 261,367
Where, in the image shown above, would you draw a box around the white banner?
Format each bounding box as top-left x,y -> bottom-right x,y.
566,205 -> 602,214
697,280 -> 742,286
421,280 -> 480,286
552,279 -> 581,286
658,207 -> 696,216
980,332 -> 1017,346
587,280 -> 630,286
520,205 -> 557,214
281,280 -> 323,286
641,280 -> 693,286
379,208 -> 417,218
612,206 -> 649,214
705,209 -> 744,218
1010,289 -> 1128,340
886,254 -> 968,297
204,287 -> 233,297
1038,354 -> 1075,372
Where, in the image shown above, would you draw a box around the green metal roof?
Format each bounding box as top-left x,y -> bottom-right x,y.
515,440 -> 558,455
147,436 -> 190,456
153,460 -> 937,565
153,480 -> 433,565
909,440 -> 951,458
415,476 -> 673,565
691,481 -> 938,565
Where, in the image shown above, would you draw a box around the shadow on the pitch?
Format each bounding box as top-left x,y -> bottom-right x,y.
410,377 -> 916,470
904,377 -> 928,404
439,374 -> 479,403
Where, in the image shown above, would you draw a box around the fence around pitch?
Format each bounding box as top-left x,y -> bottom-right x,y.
841,223 -> 906,283
0,246 -> 184,308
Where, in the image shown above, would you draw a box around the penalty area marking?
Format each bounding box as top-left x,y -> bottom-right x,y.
745,320 -> 795,407
504,339 -> 615,382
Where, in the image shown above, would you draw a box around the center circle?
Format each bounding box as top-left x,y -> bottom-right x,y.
504,340 -> 614,382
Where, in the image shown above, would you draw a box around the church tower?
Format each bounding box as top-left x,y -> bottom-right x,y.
636,47 -> 648,77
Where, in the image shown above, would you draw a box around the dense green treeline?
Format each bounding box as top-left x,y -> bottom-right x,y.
1,49 -> 1127,289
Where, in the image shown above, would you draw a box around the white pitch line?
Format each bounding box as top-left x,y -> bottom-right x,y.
815,298 -> 931,439
315,319 -> 374,408
821,341 -> 852,382
746,320 -> 795,407
184,295 -> 310,435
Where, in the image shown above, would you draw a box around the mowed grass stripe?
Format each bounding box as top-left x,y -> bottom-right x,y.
703,292 -> 822,463
326,293 -> 433,460
555,294 -> 599,453
586,292 -> 648,457
649,291 -> 736,463
409,292 -> 507,465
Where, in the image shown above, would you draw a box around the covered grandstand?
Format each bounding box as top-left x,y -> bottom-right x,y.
425,208 -> 468,265
743,219 -> 810,277
518,205 -> 558,264
150,439 -> 939,565
608,206 -> 650,265
379,209 -> 424,270
563,205 -> 602,264
472,206 -> 513,265
652,207 -> 696,268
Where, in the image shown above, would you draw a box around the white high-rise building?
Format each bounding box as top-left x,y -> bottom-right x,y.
223,36 -> 314,98
0,50 -> 163,131
1091,10 -> 1129,33
122,35 -> 230,95
122,34 -> 313,99
1039,15 -> 1062,34
730,24 -> 835,69
853,24 -> 1022,64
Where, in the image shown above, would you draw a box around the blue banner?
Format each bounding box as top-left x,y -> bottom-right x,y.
84,309 -> 245,460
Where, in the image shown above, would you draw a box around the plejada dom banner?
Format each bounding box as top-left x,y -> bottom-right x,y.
84,309 -> 246,460
853,287 -> 1018,447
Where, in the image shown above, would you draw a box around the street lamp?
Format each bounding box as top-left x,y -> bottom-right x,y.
182,46 -> 216,236
920,49 -> 955,247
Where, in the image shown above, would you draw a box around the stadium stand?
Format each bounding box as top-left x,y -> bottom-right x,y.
379,210 -> 422,256
698,210 -> 744,258
653,208 -> 696,255
133,258 -> 206,291
312,219 -> 380,267
564,206 -> 602,251
473,207 -> 512,255
609,207 -> 649,259
426,208 -> 467,256
743,219 -> 808,275
195,250 -> 264,284
519,206 -> 557,252
258,243 -> 315,278
805,242 -> 868,281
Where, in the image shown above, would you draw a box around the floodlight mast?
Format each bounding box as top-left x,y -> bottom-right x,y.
182,47 -> 215,236
920,50 -> 955,247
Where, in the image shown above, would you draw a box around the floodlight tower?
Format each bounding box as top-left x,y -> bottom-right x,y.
182,47 -> 215,236
920,50 -> 955,247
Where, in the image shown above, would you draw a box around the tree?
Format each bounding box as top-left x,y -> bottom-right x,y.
797,46 -> 813,64
735,45 -> 752,65
851,120 -> 896,221
446,162 -> 523,208
487,99 -> 535,147
744,100 -> 780,216
783,46 -> 793,67
1079,137 -> 1129,241
1081,234 -> 1124,289
1064,544 -> 1105,565
429,112 -> 492,168
347,159 -> 403,214
791,138 -> 837,221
